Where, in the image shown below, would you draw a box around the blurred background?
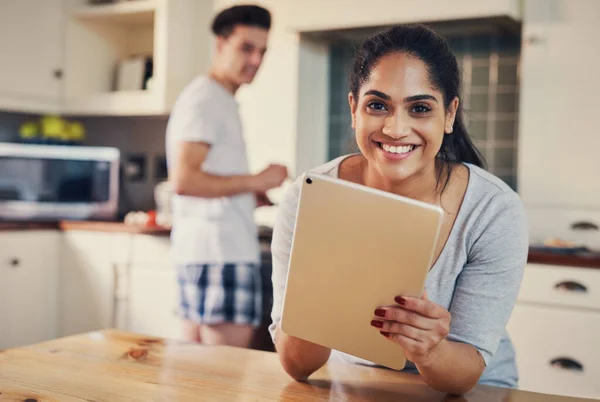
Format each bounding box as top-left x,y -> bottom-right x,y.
0,1 -> 599,400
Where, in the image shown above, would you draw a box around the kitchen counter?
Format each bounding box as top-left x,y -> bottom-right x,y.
0,220 -> 171,235
58,220 -> 171,235
0,329 -> 594,402
1,220 -> 599,268
528,249 -> 600,270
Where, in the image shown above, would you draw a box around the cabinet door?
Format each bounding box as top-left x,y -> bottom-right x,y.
0,0 -> 64,113
518,0 -> 600,208
0,231 -> 58,350
507,303 -> 600,399
128,263 -> 181,340
59,231 -> 130,337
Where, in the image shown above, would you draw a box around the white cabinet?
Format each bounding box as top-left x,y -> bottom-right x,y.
127,235 -> 181,339
0,231 -> 58,350
59,230 -> 130,336
128,263 -> 181,340
60,231 -> 180,340
508,304 -> 600,400
63,0 -> 213,116
0,0 -> 64,114
507,263 -> 600,399
518,0 -> 600,209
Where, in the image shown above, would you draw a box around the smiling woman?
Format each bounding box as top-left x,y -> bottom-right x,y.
269,25 -> 528,395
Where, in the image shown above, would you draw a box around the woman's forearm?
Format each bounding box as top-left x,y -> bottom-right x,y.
415,339 -> 485,395
275,326 -> 331,381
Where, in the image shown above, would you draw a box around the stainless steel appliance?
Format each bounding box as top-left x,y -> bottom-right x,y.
0,143 -> 120,221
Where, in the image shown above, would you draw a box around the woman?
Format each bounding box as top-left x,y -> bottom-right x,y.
269,25 -> 528,395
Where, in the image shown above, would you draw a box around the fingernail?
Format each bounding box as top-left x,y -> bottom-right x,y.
395,296 -> 406,306
370,320 -> 383,328
374,309 -> 386,318
380,331 -> 390,337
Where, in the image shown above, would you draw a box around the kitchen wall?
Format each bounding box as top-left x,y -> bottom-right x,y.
212,0 -> 523,227
73,115 -> 169,214
0,110 -> 168,215
327,30 -> 521,189
0,111 -> 42,142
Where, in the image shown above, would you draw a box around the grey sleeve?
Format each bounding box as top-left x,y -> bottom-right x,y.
447,191 -> 529,365
268,179 -> 302,343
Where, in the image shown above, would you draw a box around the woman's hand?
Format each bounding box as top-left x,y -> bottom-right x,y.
370,291 -> 451,366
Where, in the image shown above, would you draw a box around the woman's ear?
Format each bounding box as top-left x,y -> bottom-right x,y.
348,92 -> 357,129
445,97 -> 460,134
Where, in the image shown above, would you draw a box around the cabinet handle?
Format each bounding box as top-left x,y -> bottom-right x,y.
571,221 -> 599,231
8,258 -> 20,268
554,281 -> 587,293
550,357 -> 584,372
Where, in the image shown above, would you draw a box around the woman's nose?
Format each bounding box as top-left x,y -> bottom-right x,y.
382,112 -> 409,138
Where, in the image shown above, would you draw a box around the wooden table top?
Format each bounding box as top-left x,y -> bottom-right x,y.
0,329 -> 595,402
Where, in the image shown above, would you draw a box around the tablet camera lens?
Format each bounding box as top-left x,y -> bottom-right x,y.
306,178 -> 313,184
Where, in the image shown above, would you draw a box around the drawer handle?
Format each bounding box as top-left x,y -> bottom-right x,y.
571,221 -> 599,231
8,258 -> 20,268
550,357 -> 584,372
554,281 -> 587,293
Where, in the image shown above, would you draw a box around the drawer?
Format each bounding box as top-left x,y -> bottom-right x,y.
525,207 -> 600,251
518,264 -> 600,311
62,231 -> 132,264
507,304 -> 600,400
131,234 -> 171,266
0,230 -> 59,269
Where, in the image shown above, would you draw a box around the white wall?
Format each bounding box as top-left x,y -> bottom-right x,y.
212,0 -> 522,226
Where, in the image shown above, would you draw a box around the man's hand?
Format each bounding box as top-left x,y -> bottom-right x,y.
251,164 -> 288,193
255,191 -> 274,207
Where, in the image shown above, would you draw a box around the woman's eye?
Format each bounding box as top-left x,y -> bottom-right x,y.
367,101 -> 387,112
411,104 -> 432,114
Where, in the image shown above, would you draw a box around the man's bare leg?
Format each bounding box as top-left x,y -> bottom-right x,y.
200,323 -> 255,348
182,319 -> 202,343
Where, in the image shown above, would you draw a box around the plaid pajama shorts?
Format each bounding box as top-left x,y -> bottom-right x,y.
176,262 -> 262,327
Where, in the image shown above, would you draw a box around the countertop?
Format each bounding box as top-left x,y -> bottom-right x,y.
0,329 -> 594,402
0,220 -> 171,235
1,220 -> 599,269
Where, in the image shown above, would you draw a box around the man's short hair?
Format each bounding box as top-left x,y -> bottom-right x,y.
211,5 -> 271,38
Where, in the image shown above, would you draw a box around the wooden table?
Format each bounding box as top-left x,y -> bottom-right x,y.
0,330 -> 595,402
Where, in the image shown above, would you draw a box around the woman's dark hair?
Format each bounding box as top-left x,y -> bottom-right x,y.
349,25 -> 485,191
211,5 -> 271,38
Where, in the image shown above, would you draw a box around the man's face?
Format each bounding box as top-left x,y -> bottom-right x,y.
216,25 -> 269,86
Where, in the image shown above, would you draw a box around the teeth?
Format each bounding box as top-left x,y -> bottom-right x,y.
382,144 -> 415,154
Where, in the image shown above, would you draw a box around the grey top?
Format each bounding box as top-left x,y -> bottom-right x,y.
269,155 -> 529,388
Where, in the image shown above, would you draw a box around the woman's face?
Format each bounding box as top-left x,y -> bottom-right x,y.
349,52 -> 458,184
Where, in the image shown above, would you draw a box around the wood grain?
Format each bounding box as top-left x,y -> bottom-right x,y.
0,330 -> 595,401
528,249 -> 600,270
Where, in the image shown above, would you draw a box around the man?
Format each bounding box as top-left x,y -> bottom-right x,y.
166,4 -> 287,348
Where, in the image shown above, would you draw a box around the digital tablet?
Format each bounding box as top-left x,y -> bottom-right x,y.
280,172 -> 444,370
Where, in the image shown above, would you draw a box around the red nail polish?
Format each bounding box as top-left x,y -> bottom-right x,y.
371,320 -> 383,328
374,309 -> 386,318
395,296 -> 406,306
380,331 -> 390,337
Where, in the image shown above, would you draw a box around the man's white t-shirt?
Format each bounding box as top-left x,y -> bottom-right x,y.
166,76 -> 259,265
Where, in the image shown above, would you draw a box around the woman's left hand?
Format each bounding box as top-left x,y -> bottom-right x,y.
371,291 -> 451,366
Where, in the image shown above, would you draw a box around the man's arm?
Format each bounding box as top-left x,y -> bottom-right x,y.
171,141 -> 286,198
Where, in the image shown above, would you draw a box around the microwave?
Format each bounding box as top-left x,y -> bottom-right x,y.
0,143 -> 120,221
